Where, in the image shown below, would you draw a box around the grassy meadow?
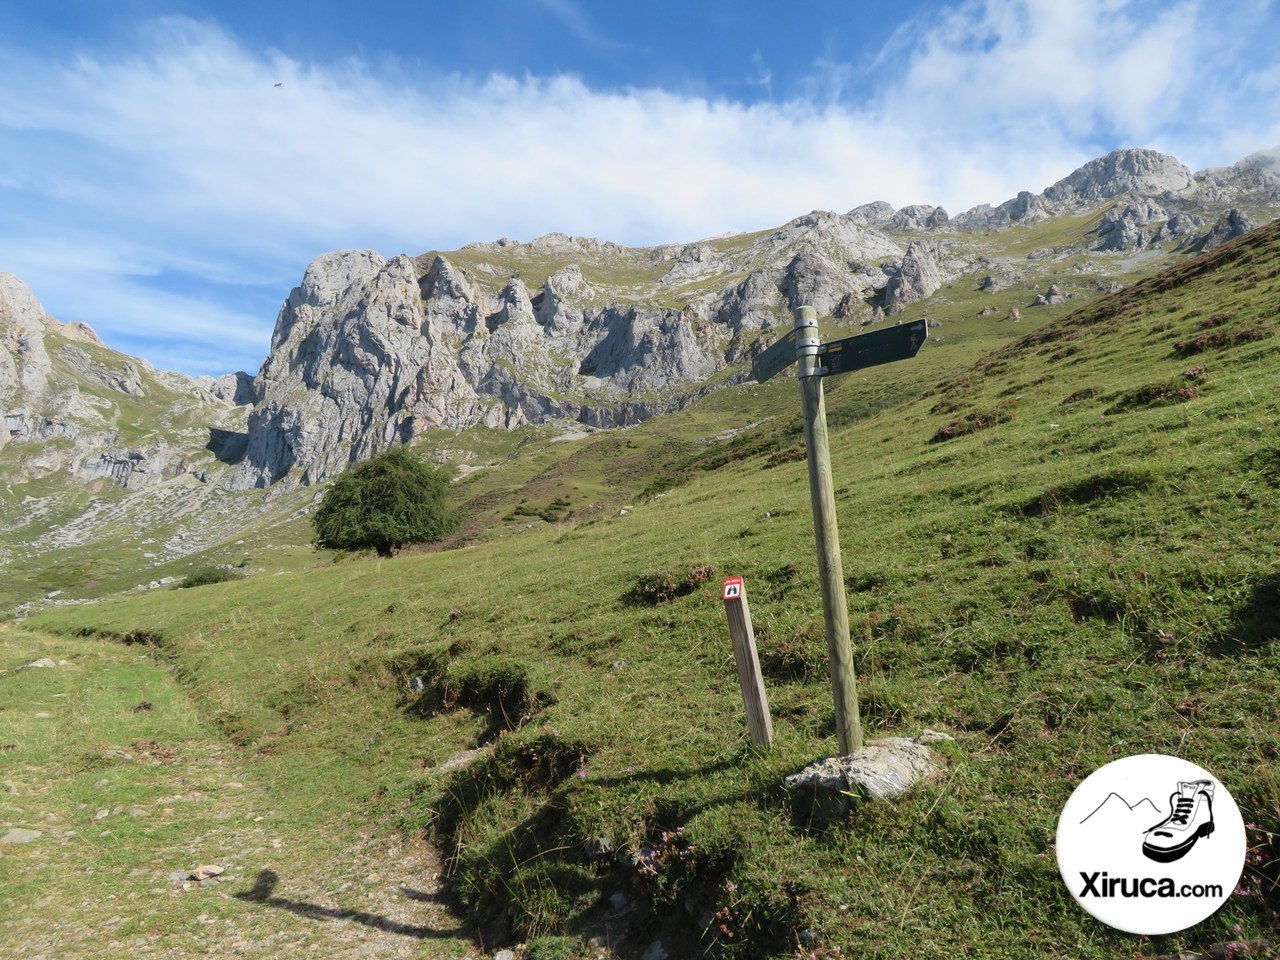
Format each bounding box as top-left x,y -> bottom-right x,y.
8,220 -> 1280,958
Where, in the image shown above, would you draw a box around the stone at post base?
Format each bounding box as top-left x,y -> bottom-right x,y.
784,730 -> 953,824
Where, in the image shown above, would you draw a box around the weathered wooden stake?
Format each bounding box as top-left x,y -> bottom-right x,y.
721,576 -> 773,747
794,305 -> 864,755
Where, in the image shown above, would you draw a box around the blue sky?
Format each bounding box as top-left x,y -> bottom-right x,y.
2,0 -> 1278,377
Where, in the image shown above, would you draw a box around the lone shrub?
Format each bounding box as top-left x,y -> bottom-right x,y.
178,566 -> 243,588
312,446 -> 459,557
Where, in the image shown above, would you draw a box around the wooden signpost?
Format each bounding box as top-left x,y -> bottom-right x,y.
753,308 -> 927,755
721,576 -> 772,747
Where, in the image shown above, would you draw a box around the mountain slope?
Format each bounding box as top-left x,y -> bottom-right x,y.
27,217 -> 1280,959
4,146 -> 1280,621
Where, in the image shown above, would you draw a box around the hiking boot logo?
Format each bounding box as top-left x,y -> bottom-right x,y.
1142,780 -> 1215,863
1057,754 -> 1246,936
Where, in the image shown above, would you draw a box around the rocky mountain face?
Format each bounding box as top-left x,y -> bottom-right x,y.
1,273 -> 261,585
223,145 -> 1279,490
0,272 -> 247,489
227,213 -> 919,489
6,145 -> 1280,511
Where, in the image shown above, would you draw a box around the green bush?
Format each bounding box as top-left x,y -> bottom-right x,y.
312,446 -> 459,557
178,566 -> 243,589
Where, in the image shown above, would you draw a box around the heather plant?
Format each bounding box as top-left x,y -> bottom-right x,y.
624,563 -> 717,605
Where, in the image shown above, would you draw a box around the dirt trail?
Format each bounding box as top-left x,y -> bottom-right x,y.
0,629 -> 481,959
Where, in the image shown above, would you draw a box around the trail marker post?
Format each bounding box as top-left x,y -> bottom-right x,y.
721,576 -> 772,747
753,307 -> 927,755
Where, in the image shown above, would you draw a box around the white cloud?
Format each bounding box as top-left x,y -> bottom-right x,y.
531,0 -> 629,51
1,3 -> 1278,375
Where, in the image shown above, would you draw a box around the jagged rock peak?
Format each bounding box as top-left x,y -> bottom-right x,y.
545,263 -> 590,298
750,210 -> 902,264
1195,147 -> 1280,201
1,274 -> 109,353
1043,148 -> 1193,204
884,240 -> 943,315
1232,147 -> 1280,176
203,371 -> 256,405
527,232 -> 623,256
268,250 -> 387,354
893,204 -> 949,230
954,191 -> 1053,231
0,272 -> 49,334
423,255 -> 475,303
1190,209 -> 1260,253
847,201 -> 895,225
60,322 -> 106,347
462,236 -> 520,251
291,250 -> 386,310
537,265 -> 591,332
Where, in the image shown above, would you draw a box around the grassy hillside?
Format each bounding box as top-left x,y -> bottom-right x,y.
21,220 -> 1280,958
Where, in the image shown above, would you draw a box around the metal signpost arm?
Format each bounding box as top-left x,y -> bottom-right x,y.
793,306 -> 864,755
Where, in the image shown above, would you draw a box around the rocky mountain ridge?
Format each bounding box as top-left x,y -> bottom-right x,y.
1,272 -> 250,488
3,144 -> 1279,608
228,146 -> 1279,490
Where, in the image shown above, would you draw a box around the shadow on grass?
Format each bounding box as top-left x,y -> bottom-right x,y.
234,869 -> 467,940
436,755 -> 788,950
1214,573 -> 1280,654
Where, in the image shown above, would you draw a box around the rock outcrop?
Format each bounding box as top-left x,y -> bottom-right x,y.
1042,148 -> 1194,205
229,213 -> 910,489
1092,199 -> 1168,251
1033,283 -> 1071,306
1,271 -> 247,489
1186,209 -> 1260,253
883,241 -> 944,314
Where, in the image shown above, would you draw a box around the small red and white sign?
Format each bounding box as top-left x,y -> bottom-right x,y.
722,576 -> 744,601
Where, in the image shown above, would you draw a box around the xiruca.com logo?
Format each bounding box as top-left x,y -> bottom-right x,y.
1057,754 -> 1246,935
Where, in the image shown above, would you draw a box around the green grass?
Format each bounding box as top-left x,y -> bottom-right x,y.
25,221 -> 1280,957
0,627 -> 477,958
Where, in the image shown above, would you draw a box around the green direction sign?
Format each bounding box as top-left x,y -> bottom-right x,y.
751,328 -> 799,383
818,319 -> 927,377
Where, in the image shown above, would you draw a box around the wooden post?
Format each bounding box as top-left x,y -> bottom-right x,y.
794,305 -> 864,755
722,576 -> 772,747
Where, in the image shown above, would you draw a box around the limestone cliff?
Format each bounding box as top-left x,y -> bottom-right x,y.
228,211 -> 910,489
1,272 -> 245,491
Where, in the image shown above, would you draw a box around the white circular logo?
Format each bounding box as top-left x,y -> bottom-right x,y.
1056,754 -> 1246,935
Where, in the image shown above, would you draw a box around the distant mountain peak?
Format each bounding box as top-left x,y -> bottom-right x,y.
1043,147 -> 1194,205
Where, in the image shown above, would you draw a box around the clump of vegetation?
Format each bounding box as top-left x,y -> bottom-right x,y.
1060,386 -> 1100,404
928,409 -> 1010,444
505,496 -> 573,522
312,446 -> 458,557
756,619 -> 826,682
765,444 -> 806,468
1173,312 -> 1272,356
1103,365 -> 1207,414
1021,467 -> 1155,516
177,565 -> 243,588
624,563 -> 717,605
